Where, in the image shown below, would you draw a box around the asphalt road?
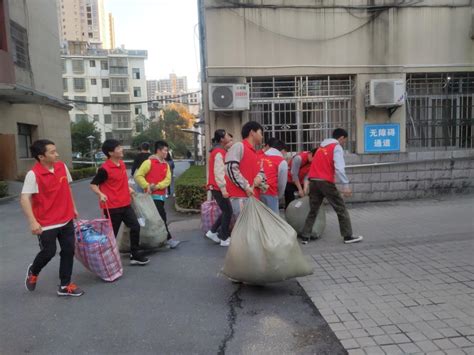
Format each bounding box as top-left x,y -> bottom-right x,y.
0,178 -> 344,355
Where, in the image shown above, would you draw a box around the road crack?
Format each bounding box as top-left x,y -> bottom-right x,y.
218,284 -> 243,355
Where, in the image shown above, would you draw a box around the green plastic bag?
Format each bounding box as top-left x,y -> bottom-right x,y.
285,196 -> 326,238
222,198 -> 313,284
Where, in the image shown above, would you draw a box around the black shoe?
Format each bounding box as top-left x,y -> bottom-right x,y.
130,254 -> 150,265
344,236 -> 364,244
57,283 -> 84,297
25,264 -> 38,292
309,235 -> 320,241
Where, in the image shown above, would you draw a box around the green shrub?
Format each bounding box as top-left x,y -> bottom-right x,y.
70,167 -> 97,181
175,165 -> 206,210
0,181 -> 8,198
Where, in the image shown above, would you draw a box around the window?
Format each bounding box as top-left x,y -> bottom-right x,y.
101,79 -> 109,88
87,20 -> 92,25
89,60 -> 95,67
104,114 -> 112,124
17,123 -> 35,158
75,114 -> 88,122
110,78 -> 128,92
73,78 -> 85,91
105,132 -> 113,139
74,96 -> 87,109
92,97 -> 98,102
113,112 -> 131,129
72,59 -> 84,74
100,60 -> 108,70
10,21 -> 30,69
132,68 -> 140,79
62,60 -> 66,73
88,32 -> 93,38
91,78 -> 97,85
134,105 -> 142,115
136,122 -> 144,133
93,114 -> 99,121
133,87 -> 141,97
103,96 -> 110,104
62,78 -> 68,91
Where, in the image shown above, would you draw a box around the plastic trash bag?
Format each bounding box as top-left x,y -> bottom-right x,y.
222,197 -> 313,284
74,219 -> 123,282
117,193 -> 167,252
200,199 -> 236,234
285,196 -> 326,238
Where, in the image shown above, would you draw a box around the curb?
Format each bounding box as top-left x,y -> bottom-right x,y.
174,203 -> 200,214
0,194 -> 18,205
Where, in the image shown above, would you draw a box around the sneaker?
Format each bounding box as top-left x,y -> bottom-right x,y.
166,239 -> 181,249
220,238 -> 231,247
25,264 -> 38,292
205,230 -> 220,244
57,283 -> 84,297
130,254 -> 150,265
344,235 -> 364,244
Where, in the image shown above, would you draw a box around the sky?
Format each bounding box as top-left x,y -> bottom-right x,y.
105,0 -> 201,89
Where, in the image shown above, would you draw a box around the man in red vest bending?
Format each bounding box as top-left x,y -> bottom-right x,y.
301,128 -> 363,244
21,139 -> 84,297
285,148 -> 316,208
225,121 -> 267,216
90,139 -> 150,265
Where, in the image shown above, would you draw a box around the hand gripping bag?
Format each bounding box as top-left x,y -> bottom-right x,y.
117,193 -> 167,252
74,218 -> 123,282
222,198 -> 313,284
285,196 -> 326,238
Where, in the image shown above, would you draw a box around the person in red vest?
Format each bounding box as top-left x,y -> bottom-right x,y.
205,129 -> 234,247
225,121 -> 267,216
301,128 -> 363,244
135,140 -> 181,249
284,148 -> 317,208
260,139 -> 288,213
256,137 -> 278,158
90,139 -> 150,265
21,139 -> 84,297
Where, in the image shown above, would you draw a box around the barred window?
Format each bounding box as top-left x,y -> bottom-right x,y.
10,21 -> 30,69
73,78 -> 85,91
112,112 -> 131,129
17,123 -> 36,158
74,96 -> 87,110
91,78 -> 97,85
406,73 -> 474,150
72,59 -> 84,74
101,60 -> 108,70
63,78 -> 68,91
110,78 -> 128,92
75,114 -> 88,122
101,79 -> 109,88
104,114 -> 112,124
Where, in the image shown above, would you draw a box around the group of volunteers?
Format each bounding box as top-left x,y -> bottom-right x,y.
20,120 -> 362,297
21,138 -> 179,297
205,121 -> 363,246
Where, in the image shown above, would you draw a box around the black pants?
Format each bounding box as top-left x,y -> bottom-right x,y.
284,183 -> 299,208
153,200 -> 172,240
302,180 -> 353,238
210,190 -> 233,240
105,205 -> 140,254
31,221 -> 75,286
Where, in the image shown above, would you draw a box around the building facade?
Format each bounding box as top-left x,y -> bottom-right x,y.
62,47 -> 149,147
0,0 -> 72,180
199,0 -> 474,201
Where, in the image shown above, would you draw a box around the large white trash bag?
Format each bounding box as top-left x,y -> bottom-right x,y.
117,193 -> 167,252
222,197 -> 313,284
285,196 -> 326,238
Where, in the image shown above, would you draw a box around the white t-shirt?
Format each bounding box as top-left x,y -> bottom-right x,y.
21,164 -> 73,231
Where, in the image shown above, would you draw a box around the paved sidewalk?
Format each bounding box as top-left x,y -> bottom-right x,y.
298,194 -> 474,354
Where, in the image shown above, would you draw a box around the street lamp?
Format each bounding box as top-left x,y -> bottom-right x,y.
86,135 -> 95,166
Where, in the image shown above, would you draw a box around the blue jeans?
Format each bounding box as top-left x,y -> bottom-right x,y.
260,195 -> 279,214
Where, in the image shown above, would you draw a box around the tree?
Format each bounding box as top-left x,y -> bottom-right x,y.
132,122 -> 163,148
71,120 -> 101,154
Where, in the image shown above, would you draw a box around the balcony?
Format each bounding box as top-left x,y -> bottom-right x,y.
109,66 -> 128,76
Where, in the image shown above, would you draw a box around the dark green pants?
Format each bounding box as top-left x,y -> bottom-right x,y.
302,180 -> 353,238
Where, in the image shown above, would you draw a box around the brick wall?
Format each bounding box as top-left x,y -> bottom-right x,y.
343,150 -> 474,202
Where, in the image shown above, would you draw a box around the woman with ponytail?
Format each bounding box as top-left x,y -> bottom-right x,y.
205,129 -> 233,247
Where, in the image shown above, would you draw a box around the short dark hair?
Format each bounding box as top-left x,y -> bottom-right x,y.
264,137 -> 278,147
102,139 -> 121,158
310,147 -> 318,156
30,139 -> 55,162
154,140 -> 169,152
269,139 -> 287,152
212,129 -> 227,144
140,142 -> 150,151
241,121 -> 263,139
332,128 -> 348,140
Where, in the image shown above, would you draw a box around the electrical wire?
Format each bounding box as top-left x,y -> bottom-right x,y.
65,90 -> 202,105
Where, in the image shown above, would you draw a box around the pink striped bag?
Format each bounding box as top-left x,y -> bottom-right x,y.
200,200 -> 236,234
74,217 -> 123,282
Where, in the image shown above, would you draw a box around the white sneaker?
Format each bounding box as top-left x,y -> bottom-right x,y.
205,230 -> 220,244
220,238 -> 231,247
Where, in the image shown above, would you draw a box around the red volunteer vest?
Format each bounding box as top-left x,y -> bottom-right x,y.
99,159 -> 131,209
31,162 -> 75,227
261,154 -> 284,196
145,159 -> 169,196
226,140 -> 261,199
207,147 -> 226,191
308,143 -> 337,183
288,151 -> 311,184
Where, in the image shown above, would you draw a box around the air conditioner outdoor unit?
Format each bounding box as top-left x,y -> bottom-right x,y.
209,84 -> 250,111
366,79 -> 405,107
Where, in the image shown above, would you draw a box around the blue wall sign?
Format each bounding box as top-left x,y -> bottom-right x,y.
364,123 -> 400,153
